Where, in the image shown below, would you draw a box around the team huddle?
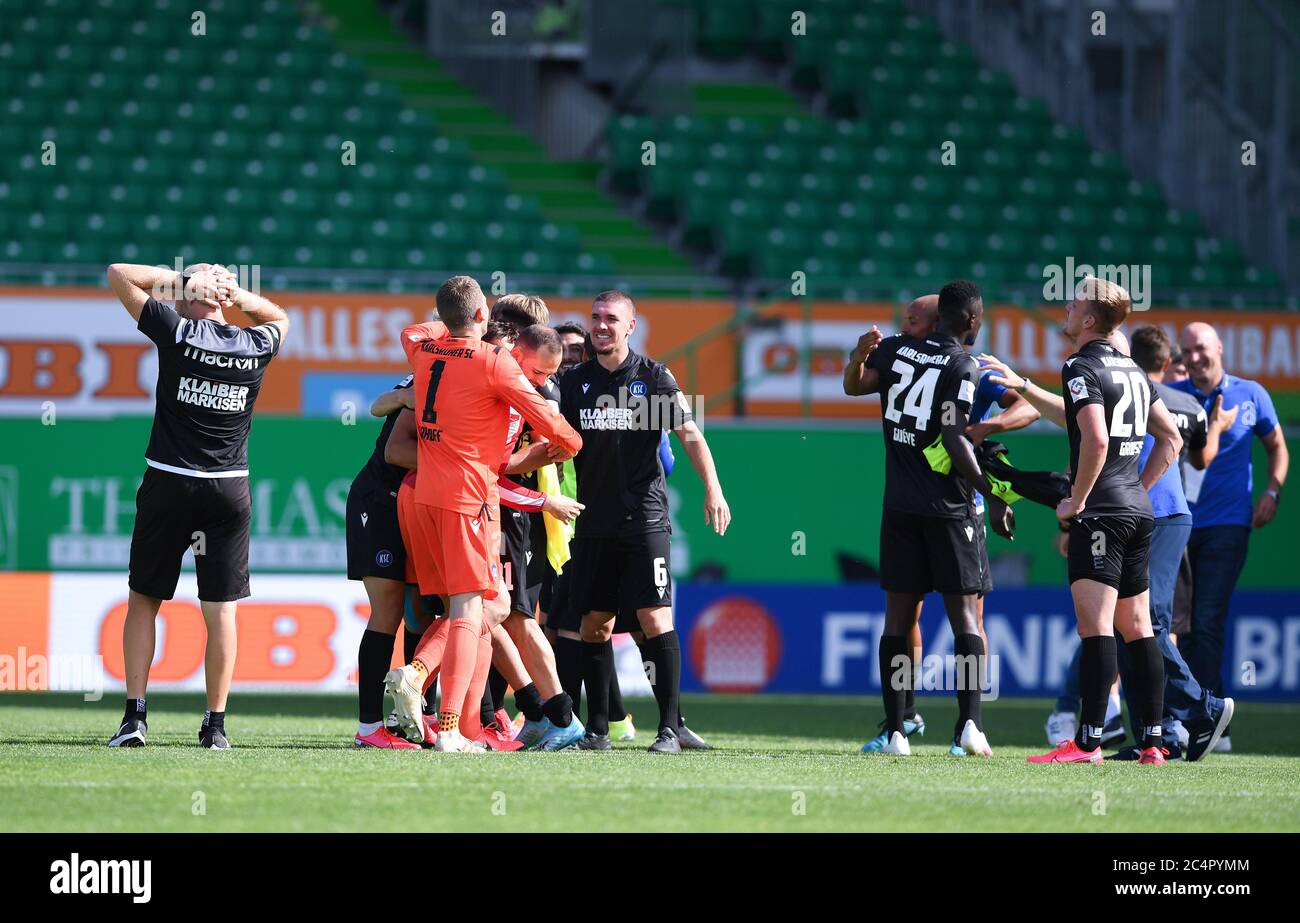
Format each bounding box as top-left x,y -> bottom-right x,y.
102,261 -> 1264,765
345,279 -> 731,753
847,277 -> 1240,764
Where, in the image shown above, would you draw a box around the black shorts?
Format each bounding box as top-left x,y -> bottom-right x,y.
568,531 -> 673,617
546,569 -> 644,635
1067,514 -> 1153,598
128,466 -> 252,602
879,507 -> 986,596
345,473 -> 407,583
500,506 -> 540,617
978,517 -> 993,596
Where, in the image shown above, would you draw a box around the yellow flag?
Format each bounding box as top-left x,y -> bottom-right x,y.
536,462 -> 571,574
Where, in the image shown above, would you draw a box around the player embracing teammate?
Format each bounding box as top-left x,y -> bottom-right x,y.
386,277 -> 582,752
1030,277 -> 1182,765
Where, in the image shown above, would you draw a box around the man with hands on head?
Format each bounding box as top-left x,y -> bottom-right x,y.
105,262 -> 288,750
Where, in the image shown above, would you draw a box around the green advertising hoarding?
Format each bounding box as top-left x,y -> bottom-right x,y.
0,418 -> 1295,588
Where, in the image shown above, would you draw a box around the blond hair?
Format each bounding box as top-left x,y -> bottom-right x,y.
491,293 -> 550,333
1076,276 -> 1131,334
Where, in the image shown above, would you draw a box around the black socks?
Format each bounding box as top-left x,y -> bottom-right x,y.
953,633 -> 985,737
553,635 -> 584,715
608,660 -> 627,722
514,682 -> 545,723
639,631 -> 681,735
879,634 -> 911,735
203,709 -> 224,729
124,697 -> 146,723
358,629 -> 396,724
1077,635 -> 1118,751
582,640 -> 615,736
1126,636 -> 1165,749
542,691 -> 575,729
487,666 -> 508,713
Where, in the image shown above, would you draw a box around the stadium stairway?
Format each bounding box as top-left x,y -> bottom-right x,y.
605,0 -> 1288,307
310,0 -> 697,281
0,0 -> 607,286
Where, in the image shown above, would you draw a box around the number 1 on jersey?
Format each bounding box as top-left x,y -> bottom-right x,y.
422,359 -> 446,425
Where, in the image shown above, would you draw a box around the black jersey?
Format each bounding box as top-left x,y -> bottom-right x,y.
1153,380 -> 1207,460
357,373 -> 414,495
1062,339 -> 1160,518
137,298 -> 280,475
867,332 -> 980,518
558,350 -> 692,538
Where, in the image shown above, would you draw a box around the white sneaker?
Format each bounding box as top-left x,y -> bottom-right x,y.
1171,720 -> 1189,750
1045,710 -> 1077,746
434,728 -> 485,753
383,665 -> 425,742
959,719 -> 992,757
1213,735 -> 1232,754
881,730 -> 912,755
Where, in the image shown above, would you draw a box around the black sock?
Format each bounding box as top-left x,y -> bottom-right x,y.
358,629 -> 396,724
1077,636 -> 1117,751
514,682 -> 544,723
953,633 -> 985,738
488,666 -> 508,712
608,660 -> 627,722
1126,636 -> 1165,749
582,640 -> 614,736
403,626 -> 419,664
124,697 -> 146,720
553,636 -> 584,716
640,631 -> 681,735
903,686 -> 917,721
542,691 -> 575,728
203,709 -> 225,729
480,683 -> 496,728
879,634 -> 911,735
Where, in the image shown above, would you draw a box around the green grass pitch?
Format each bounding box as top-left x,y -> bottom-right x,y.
3,692 -> 1299,832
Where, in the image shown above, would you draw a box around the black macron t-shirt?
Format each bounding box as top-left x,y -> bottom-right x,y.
558,350 -> 692,538
137,297 -> 280,475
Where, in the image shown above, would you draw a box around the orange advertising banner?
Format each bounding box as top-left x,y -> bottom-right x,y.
0,288 -> 736,416
3,288 -> 1298,419
740,301 -> 1300,418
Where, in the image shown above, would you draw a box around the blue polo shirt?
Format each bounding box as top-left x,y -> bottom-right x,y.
1170,373 -> 1278,528
1140,381 -> 1204,519
970,370 -> 1007,514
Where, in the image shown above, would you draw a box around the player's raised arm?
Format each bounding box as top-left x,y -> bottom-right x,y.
843,326 -> 883,396
979,353 -> 1067,428
107,262 -> 232,321
371,385 -> 415,418
383,409 -> 418,469
488,346 -> 582,459
967,384 -> 1040,444
226,282 -> 290,347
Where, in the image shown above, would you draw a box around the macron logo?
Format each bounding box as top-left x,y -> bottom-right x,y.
50,853 -> 151,904
581,383 -> 591,394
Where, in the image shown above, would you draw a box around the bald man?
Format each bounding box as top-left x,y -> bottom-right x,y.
1169,322 -> 1289,751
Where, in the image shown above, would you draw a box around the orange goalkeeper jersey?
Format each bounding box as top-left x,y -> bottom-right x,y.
401,321 -> 582,515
